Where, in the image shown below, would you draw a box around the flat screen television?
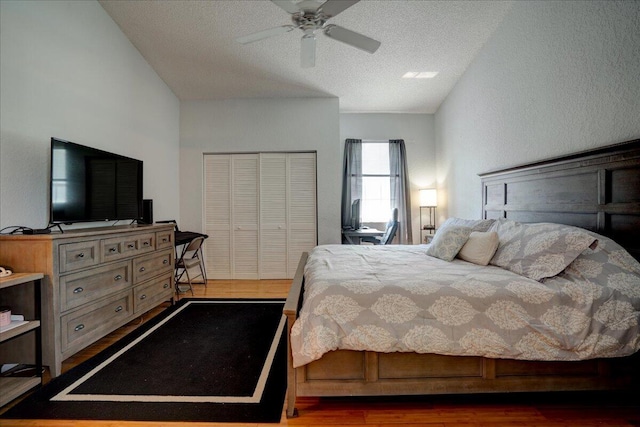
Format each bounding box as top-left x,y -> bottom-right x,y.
50,138 -> 143,224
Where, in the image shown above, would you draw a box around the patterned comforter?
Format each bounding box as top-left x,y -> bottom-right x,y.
290,244 -> 640,368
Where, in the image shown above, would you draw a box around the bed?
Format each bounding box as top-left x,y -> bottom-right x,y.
283,140 -> 640,418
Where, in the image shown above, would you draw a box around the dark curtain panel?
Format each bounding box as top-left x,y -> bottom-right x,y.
389,139 -> 412,244
341,139 -> 362,229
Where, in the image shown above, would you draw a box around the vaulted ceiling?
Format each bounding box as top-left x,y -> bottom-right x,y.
99,0 -> 513,113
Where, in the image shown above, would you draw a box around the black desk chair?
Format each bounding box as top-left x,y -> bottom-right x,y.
175,236 -> 206,298
361,208 -> 399,245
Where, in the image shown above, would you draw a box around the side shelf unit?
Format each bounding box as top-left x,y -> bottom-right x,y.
419,206 -> 436,244
0,272 -> 43,407
0,224 -> 175,378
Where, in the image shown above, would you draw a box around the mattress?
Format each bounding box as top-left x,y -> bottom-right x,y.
291,241 -> 640,368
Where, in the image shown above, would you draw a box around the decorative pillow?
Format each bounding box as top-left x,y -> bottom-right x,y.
426,226 -> 472,261
439,217 -> 495,232
489,219 -> 598,281
457,231 -> 499,266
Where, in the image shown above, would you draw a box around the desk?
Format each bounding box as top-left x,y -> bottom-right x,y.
342,228 -> 384,245
175,231 -> 208,247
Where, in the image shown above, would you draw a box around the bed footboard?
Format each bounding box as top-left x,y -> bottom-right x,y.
294,349 -> 640,398
284,251 -> 307,418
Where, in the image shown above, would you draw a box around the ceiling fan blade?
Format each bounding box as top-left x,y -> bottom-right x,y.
271,0 -> 301,14
318,0 -> 360,18
324,24 -> 380,54
236,25 -> 294,44
301,34 -> 316,68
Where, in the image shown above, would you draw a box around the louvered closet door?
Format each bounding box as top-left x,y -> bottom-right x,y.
232,154 -> 259,279
203,155 -> 232,279
287,153 -> 317,278
260,154 -> 288,279
204,152 -> 315,280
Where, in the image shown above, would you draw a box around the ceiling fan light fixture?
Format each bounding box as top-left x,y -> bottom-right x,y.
237,0 -> 381,68
301,32 -> 316,68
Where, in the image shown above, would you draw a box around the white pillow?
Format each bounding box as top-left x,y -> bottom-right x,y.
457,231 -> 499,266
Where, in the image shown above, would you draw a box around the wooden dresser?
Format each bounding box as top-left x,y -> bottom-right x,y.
0,224 -> 175,377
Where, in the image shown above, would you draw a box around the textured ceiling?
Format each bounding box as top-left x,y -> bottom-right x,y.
99,0 -> 513,113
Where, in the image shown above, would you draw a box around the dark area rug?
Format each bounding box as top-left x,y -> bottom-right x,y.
2,298 -> 287,423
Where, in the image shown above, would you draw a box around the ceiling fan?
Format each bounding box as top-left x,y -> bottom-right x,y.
236,0 -> 381,68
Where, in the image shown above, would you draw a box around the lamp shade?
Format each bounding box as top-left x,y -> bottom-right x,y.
420,189 -> 437,207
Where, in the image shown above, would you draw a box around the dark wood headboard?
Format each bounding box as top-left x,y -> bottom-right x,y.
479,139 -> 640,261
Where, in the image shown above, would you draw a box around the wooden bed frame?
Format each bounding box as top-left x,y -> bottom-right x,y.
283,140 -> 640,418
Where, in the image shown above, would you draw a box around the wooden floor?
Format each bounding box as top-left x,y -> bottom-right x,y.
2,280 -> 639,427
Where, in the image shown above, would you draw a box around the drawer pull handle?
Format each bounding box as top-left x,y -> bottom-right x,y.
163,259 -> 169,264
73,287 -> 84,294
143,242 -> 150,246
115,305 -> 123,312
128,244 -> 135,249
77,252 -> 85,258
114,274 -> 123,281
74,324 -> 85,331
139,267 -> 146,272
162,238 -> 168,242
109,247 -> 117,253
163,283 -> 169,289
140,294 -> 147,300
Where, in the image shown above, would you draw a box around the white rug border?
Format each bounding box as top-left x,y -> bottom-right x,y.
51,300 -> 286,404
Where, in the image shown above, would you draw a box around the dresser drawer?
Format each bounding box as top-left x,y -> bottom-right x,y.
60,290 -> 133,355
59,240 -> 100,273
136,233 -> 156,253
101,232 -> 156,263
134,273 -> 173,314
101,236 -> 140,263
59,260 -> 132,312
156,230 -> 174,250
133,249 -> 173,283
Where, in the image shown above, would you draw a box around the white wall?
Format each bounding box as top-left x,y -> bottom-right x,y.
0,0 -> 180,230
179,98 -> 341,244
435,0 -> 640,221
340,113 -> 435,243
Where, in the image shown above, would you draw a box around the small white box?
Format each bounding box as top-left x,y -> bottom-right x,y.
0,307 -> 11,327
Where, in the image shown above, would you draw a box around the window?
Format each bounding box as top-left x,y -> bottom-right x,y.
342,138 -> 411,243
361,143 -> 391,222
